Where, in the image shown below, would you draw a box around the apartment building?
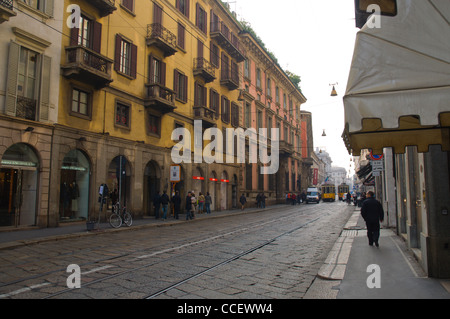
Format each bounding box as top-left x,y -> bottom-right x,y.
0,0 -> 64,227
0,0 -> 309,228
239,30 -> 306,206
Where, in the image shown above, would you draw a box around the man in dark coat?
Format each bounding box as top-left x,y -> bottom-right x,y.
361,191 -> 384,247
171,191 -> 182,220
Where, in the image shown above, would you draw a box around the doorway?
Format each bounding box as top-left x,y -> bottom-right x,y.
0,143 -> 39,227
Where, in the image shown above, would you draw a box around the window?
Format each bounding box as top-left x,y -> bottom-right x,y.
78,16 -> 92,48
21,0 -> 53,15
178,23 -> 186,50
176,0 -> 190,18
18,47 -> 39,100
149,55 -> 166,85
196,3 -> 207,34
210,43 -> 219,68
210,89 -> 220,118
115,35 -> 137,78
283,93 -> 287,109
70,16 -> 102,53
256,68 -> 261,89
267,78 -> 272,97
221,96 -> 230,123
121,0 -> 134,12
267,116 -> 273,139
257,110 -> 262,131
245,103 -> 251,128
5,42 -> 51,122
244,59 -> 250,79
148,114 -> 160,136
72,88 -> 90,116
174,70 -> 188,103
231,103 -> 239,127
194,82 -> 207,107
276,87 -> 280,104
115,102 -> 130,128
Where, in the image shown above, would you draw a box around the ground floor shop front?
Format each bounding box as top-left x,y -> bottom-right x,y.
0,119 -> 244,228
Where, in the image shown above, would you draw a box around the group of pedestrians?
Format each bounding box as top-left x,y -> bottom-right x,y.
152,190 -> 212,221
239,193 -> 267,210
286,192 -> 306,205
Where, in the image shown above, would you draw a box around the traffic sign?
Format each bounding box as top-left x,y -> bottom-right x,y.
370,151 -> 383,161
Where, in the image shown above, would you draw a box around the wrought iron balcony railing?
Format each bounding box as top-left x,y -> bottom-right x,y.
146,23 -> 178,57
16,96 -> 37,121
0,0 -> 13,10
144,83 -> 176,114
193,57 -> 216,83
210,21 -> 245,62
62,45 -> 113,88
0,0 -> 16,23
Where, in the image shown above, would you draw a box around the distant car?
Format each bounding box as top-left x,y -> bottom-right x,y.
306,187 -> 320,204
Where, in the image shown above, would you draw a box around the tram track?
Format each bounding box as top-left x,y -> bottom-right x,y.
0,203 -> 342,299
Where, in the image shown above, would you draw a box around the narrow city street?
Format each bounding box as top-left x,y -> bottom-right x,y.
0,202 -> 354,299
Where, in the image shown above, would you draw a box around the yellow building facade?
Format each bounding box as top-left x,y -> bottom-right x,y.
54,0 -> 246,222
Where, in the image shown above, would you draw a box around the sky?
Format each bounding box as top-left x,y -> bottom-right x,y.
229,0 -> 359,174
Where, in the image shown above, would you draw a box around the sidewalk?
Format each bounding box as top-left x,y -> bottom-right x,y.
0,205 -> 272,250
307,207 -> 450,299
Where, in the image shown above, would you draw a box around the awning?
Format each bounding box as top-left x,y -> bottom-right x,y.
343,0 -> 450,155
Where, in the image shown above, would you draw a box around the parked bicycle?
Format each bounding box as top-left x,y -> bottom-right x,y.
109,201 -> 133,228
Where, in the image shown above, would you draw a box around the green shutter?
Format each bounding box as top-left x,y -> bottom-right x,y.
5,41 -> 20,117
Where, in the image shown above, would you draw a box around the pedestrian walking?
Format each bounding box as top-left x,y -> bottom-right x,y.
205,192 -> 212,214
260,193 -> 266,208
361,191 -> 384,247
190,192 -> 197,219
171,191 -> 181,220
153,191 -> 161,219
256,193 -> 261,208
240,193 -> 247,210
198,192 -> 205,214
160,190 -> 170,220
185,192 -> 192,220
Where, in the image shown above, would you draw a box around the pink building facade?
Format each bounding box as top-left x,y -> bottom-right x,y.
239,31 -> 307,206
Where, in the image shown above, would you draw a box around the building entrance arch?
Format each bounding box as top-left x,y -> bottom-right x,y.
0,143 -> 39,227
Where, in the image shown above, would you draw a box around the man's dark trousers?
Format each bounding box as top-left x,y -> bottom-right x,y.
366,221 -> 380,246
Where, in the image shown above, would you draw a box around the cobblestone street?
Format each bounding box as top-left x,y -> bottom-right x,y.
0,202 -> 354,299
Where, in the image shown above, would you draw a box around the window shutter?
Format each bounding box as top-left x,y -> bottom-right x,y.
5,42 -> 20,117
196,3 -> 200,27
92,21 -> 102,53
160,62 -> 166,86
194,82 -> 198,106
173,70 -> 179,95
130,43 -> 137,79
202,86 -> 207,107
45,0 -> 54,17
148,55 -> 154,83
183,74 -> 188,103
186,0 -> 190,19
114,34 -> 122,72
39,55 -> 51,122
70,27 -> 79,46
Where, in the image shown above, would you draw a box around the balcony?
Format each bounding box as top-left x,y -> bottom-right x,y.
16,96 -> 37,121
0,0 -> 16,23
144,83 -> 176,114
146,23 -> 178,57
62,46 -> 113,88
91,0 -> 117,17
221,67 -> 239,91
210,21 -> 245,62
279,141 -> 294,157
193,58 -> 216,83
193,106 -> 216,129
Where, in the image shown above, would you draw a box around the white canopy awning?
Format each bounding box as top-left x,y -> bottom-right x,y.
343,0 -> 450,155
